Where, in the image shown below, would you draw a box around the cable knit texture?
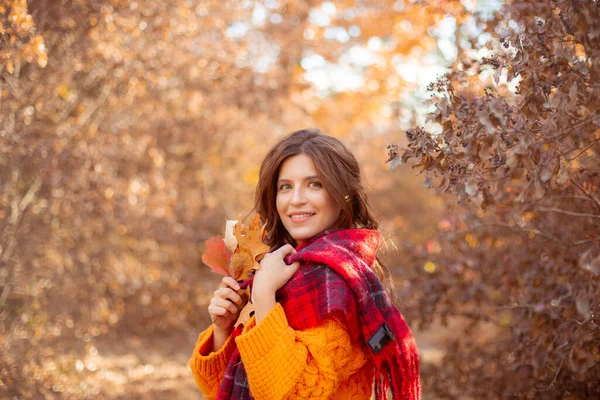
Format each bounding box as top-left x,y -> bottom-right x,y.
189,303 -> 373,400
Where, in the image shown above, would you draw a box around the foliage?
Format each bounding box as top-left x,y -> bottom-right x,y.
0,0 -> 449,398
390,0 -> 600,397
201,215 -> 269,309
0,0 -> 48,73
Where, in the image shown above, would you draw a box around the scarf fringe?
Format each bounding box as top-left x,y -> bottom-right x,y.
374,341 -> 421,400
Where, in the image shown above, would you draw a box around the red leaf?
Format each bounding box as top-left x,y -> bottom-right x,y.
201,236 -> 231,276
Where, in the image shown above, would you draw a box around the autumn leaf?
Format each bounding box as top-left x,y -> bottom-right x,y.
235,302 -> 255,328
386,144 -> 403,171
223,219 -> 238,252
230,214 -> 270,280
201,236 -> 231,276
201,215 -> 269,281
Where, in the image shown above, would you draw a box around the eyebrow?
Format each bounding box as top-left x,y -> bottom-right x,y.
277,175 -> 320,184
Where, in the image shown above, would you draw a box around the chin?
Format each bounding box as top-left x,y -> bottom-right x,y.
286,227 -> 317,243
289,231 -> 313,242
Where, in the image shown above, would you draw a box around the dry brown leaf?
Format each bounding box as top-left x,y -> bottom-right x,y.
235,302 -> 255,328
230,214 -> 270,279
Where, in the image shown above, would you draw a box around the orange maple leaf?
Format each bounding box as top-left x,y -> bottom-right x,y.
230,214 -> 270,280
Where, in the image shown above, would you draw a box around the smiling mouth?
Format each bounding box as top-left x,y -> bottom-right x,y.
289,213 -> 315,221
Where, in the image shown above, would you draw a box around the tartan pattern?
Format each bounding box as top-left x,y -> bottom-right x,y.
276,263 -> 360,337
216,229 -> 421,400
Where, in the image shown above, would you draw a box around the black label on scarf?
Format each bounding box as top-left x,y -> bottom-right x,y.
367,322 -> 394,355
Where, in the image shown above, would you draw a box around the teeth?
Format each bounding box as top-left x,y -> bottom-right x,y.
291,214 -> 313,219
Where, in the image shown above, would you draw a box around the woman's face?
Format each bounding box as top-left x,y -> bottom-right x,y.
276,153 -> 341,246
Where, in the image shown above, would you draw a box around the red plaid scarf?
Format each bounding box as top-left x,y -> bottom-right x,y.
216,229 -> 421,400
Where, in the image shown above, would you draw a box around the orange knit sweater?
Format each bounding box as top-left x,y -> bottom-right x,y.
189,303 -> 374,400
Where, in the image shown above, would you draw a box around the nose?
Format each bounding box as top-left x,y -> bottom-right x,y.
291,186 -> 307,205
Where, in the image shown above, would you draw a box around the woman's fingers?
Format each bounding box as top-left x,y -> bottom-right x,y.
211,297 -> 240,314
208,303 -> 228,317
284,261 -> 301,278
208,277 -> 245,330
275,244 -> 297,257
221,276 -> 240,291
213,287 -> 243,305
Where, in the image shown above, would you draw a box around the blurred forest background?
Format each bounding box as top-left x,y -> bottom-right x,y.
1,0 -> 599,399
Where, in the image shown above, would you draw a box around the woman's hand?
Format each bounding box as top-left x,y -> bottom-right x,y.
208,276 -> 243,334
253,244 -> 301,296
252,245 -> 300,323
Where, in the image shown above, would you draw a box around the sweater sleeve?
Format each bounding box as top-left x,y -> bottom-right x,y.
235,303 -> 369,400
189,324 -> 238,400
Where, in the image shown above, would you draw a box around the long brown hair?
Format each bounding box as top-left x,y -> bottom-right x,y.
253,128 -> 393,290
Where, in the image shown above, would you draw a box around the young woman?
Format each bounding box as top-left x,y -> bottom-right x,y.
190,129 -> 420,400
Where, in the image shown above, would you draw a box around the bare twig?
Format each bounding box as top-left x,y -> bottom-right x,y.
542,352 -> 566,391
546,194 -> 598,202
77,85 -> 110,126
440,222 -> 595,247
486,223 -> 563,244
572,237 -> 600,246
564,136 -> 600,161
536,207 -> 600,220
18,177 -> 41,213
0,177 -> 42,308
538,323 -> 584,392
571,179 -> 600,211
495,303 -> 538,310
548,114 -> 600,139
1,72 -> 19,97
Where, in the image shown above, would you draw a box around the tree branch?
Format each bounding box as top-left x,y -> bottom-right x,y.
441,222 -> 595,247
484,223 -> 563,244
548,114 -> 600,139
571,179 -> 600,211
572,237 -> 600,246
564,136 -> 600,161
0,176 -> 42,308
536,207 -> 600,220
